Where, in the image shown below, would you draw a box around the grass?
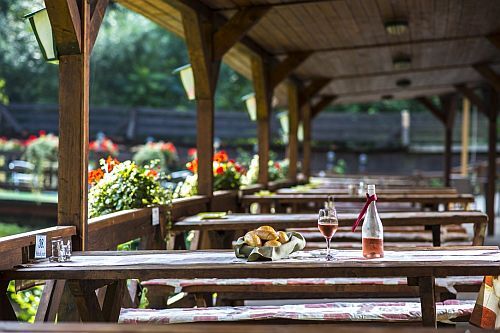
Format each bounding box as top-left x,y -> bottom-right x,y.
0,190 -> 57,204
0,222 -> 31,237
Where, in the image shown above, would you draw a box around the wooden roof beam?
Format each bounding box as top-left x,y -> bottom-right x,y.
473,64 -> 500,92
415,97 -> 446,124
44,0 -> 81,55
454,84 -> 487,115
214,0 -> 343,11
299,78 -> 331,107
213,6 -> 270,60
311,95 -> 336,118
270,52 -> 311,89
89,0 -> 109,52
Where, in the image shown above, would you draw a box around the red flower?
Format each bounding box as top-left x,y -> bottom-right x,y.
188,148 -> 197,158
163,142 -> 177,153
39,130 -> 46,137
274,162 -> 281,170
216,166 -> 224,175
234,164 -> 242,173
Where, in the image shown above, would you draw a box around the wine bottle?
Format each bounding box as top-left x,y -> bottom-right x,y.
362,184 -> 384,258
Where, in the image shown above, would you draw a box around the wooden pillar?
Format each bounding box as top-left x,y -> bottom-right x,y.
302,102 -> 312,179
460,98 -> 470,176
442,95 -> 457,187
251,57 -> 272,186
287,82 -> 299,181
486,89 -> 498,235
182,11 -> 220,197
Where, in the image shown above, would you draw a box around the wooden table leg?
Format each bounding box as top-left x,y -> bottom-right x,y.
67,280 -> 105,322
0,280 -> 17,321
418,276 -> 437,327
431,225 -> 441,247
102,280 -> 126,322
35,280 -> 65,322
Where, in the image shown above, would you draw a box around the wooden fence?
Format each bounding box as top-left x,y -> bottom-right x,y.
1,104 -> 491,146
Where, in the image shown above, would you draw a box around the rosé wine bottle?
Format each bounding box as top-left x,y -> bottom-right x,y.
362,184 -> 384,259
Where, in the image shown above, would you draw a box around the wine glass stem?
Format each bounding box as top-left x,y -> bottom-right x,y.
326,237 -> 331,259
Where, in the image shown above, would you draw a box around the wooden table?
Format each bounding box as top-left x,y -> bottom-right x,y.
173,211 -> 488,247
277,188 -> 458,195
2,247 -> 499,327
0,322 -> 486,332
240,194 -> 475,213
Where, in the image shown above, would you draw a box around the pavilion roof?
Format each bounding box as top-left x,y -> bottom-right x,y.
115,0 -> 500,107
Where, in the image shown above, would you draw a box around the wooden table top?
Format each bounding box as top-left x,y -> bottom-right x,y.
3,247 -> 499,281
173,211 -> 488,231
0,322 -> 484,333
241,194 -> 475,204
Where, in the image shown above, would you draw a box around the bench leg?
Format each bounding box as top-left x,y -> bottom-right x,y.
0,280 -> 17,321
431,225 -> 441,247
418,276 -> 437,328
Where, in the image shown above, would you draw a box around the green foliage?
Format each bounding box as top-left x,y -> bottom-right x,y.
0,79 -> 9,105
7,281 -> 42,322
88,159 -> 172,218
133,142 -> 179,172
23,134 -> 58,184
0,222 -> 29,237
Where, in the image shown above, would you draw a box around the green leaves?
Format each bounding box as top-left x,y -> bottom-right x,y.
88,160 -> 172,218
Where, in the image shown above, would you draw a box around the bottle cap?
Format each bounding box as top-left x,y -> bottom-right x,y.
367,184 -> 376,195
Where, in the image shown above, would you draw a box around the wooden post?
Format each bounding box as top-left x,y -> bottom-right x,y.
302,102 -> 312,180
181,11 -> 220,197
460,98 -> 470,176
441,94 -> 457,187
251,57 -> 272,186
486,89 -> 498,235
287,82 -> 300,181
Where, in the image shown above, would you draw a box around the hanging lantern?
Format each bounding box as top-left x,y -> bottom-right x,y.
173,64 -> 195,100
277,111 -> 289,144
298,122 -> 304,142
25,8 -> 58,63
241,93 -> 257,121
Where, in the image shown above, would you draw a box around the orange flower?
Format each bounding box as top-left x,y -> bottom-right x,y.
88,169 -> 104,185
186,159 -> 198,173
105,156 -> 120,172
213,151 -> 228,163
146,169 -> 158,178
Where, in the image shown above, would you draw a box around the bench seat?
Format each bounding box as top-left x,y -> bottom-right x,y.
119,300 -> 474,324
141,276 -> 483,294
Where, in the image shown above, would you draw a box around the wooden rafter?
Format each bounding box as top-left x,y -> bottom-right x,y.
454,84 -> 487,116
439,94 -> 457,129
44,0 -> 81,55
473,64 -> 500,92
415,97 -> 446,124
311,95 -> 336,118
270,52 -> 311,89
299,78 -> 331,107
213,6 -> 270,60
214,0 -> 343,11
89,0 -> 109,52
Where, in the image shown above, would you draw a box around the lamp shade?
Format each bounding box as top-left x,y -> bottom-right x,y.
297,122 -> 304,142
173,64 -> 195,100
25,8 -> 58,62
241,93 -> 257,121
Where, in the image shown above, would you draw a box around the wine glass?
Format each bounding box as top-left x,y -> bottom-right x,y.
318,208 -> 339,261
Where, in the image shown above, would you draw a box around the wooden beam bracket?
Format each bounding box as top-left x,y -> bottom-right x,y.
415,97 -> 446,124
311,95 -> 336,118
213,6 -> 270,60
270,52 -> 312,89
299,78 -> 331,107
473,64 -> 500,92
44,0 -> 82,55
89,0 -> 109,52
454,84 -> 487,116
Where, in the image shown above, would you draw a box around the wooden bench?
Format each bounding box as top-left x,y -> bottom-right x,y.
119,300 -> 474,325
0,321 -> 485,332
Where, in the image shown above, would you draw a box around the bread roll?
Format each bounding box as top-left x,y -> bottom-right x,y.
277,231 -> 289,243
255,226 -> 279,241
244,231 -> 262,247
264,240 -> 281,247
